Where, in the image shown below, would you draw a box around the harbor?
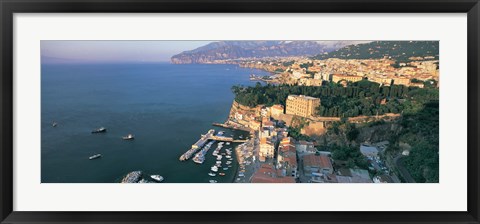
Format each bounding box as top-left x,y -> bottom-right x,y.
179,129 -> 247,161
177,127 -> 250,183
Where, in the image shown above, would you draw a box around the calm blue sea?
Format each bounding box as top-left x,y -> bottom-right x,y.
41,63 -> 270,183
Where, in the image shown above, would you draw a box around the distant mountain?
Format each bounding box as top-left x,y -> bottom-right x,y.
312,41 -> 439,63
170,41 -> 370,64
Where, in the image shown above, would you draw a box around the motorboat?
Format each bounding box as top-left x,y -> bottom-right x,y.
209,180 -> 218,183
211,166 -> 218,172
122,134 -> 134,140
208,172 -> 216,177
150,175 -> 164,182
89,154 -> 102,160
91,127 -> 106,133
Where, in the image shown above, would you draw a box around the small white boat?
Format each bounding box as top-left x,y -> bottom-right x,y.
208,172 -> 216,177
223,167 -> 228,170
211,166 -> 218,172
226,142 -> 230,145
89,154 -> 102,160
52,122 -> 58,127
209,180 -> 218,183
150,175 -> 164,182
122,134 -> 134,140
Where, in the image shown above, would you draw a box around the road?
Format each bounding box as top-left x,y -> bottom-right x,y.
394,155 -> 416,183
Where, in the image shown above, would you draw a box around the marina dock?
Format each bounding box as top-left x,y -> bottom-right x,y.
179,129 -> 215,161
179,129 -> 248,161
212,122 -> 251,132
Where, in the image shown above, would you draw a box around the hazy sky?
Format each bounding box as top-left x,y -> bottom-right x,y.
41,41 -> 212,64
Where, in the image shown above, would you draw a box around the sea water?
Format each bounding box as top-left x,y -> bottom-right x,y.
41,63 -> 270,183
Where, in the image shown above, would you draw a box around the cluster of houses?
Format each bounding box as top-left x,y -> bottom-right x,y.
235,56 -> 439,88
229,95 -> 398,183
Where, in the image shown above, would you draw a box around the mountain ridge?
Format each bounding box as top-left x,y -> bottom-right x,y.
171,41 -> 370,64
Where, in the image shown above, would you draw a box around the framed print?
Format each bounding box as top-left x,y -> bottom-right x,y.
1,0 -> 479,223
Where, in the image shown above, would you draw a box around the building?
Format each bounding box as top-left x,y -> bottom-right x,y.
277,137 -> 298,177
296,140 -> 316,155
270,104 -> 284,117
234,111 -> 244,121
334,168 -> 372,183
302,154 -> 333,176
360,144 -> 379,157
298,78 -> 322,86
410,82 -> 425,88
260,127 -> 273,138
259,137 -> 275,162
285,95 -> 321,118
369,76 -> 393,86
332,74 -> 364,83
251,164 -> 296,183
350,169 -> 372,183
392,77 -> 411,86
249,120 -> 261,131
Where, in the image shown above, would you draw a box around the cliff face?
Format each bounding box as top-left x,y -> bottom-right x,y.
171,41 -> 358,64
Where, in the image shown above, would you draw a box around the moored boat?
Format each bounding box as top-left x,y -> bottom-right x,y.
150,175 -> 164,182
122,134 -> 134,140
89,154 -> 102,160
121,171 -> 142,183
91,127 -> 106,133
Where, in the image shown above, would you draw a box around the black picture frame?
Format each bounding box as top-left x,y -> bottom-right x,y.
1,0 -> 479,223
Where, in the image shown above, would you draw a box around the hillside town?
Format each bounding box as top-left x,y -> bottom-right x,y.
220,45 -> 439,183
220,56 -> 438,88
227,93 -> 401,183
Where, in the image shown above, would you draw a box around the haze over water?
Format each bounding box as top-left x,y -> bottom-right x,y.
41,63 -> 270,183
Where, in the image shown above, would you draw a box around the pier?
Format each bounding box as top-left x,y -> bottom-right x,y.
209,135 -> 248,143
179,129 -> 248,161
212,122 -> 251,132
